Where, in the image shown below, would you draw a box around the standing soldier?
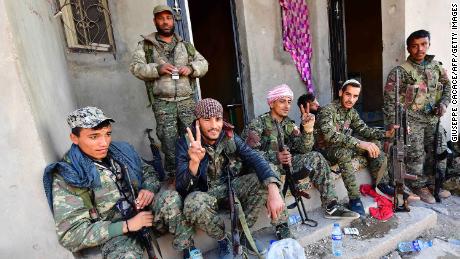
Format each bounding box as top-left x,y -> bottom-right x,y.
241,84 -> 360,223
317,80 -> 399,216
130,5 -> 208,177
383,30 -> 451,203
43,107 -> 195,258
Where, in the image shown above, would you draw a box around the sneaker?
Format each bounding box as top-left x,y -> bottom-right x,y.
413,187 -> 436,204
325,203 -> 360,219
375,183 -> 395,200
217,237 -> 233,259
348,198 -> 365,217
183,246 -> 202,259
275,223 -> 292,240
377,183 -> 420,203
240,234 -> 267,255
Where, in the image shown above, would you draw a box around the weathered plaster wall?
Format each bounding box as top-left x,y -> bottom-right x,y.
238,0 -> 307,121
1,0 -> 76,257
66,0 -> 166,157
405,0 -> 454,135
307,0 -> 333,106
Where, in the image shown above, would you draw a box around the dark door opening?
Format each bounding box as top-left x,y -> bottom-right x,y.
345,0 -> 383,126
188,0 -> 245,132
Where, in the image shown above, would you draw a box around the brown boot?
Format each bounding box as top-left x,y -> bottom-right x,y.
413,187 -> 436,204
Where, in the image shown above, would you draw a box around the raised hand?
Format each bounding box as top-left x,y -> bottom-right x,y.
300,103 -> 315,133
186,121 -> 206,175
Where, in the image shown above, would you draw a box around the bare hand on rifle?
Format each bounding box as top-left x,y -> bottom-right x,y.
187,121 -> 206,175
123,211 -> 153,233
435,104 -> 447,117
135,189 -> 155,210
277,148 -> 292,166
300,103 -> 315,133
385,124 -> 400,138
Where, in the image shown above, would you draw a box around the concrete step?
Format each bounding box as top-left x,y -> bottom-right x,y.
203,196 -> 437,258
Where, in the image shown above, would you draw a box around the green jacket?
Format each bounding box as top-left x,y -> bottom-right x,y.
316,100 -> 385,150
52,156 -> 160,252
129,33 -> 208,104
241,112 -> 314,166
383,55 -> 451,125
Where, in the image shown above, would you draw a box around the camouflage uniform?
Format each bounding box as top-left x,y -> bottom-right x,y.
130,33 -> 208,175
383,55 -> 451,189
316,100 -> 390,199
51,153 -> 193,257
176,125 -> 284,240
241,113 -> 338,208
444,141 -> 460,195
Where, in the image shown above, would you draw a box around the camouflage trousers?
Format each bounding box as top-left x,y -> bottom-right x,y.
282,151 -> 338,208
323,141 -> 389,199
152,98 -> 195,175
101,190 -> 193,258
405,118 -> 447,189
183,173 -> 268,240
444,156 -> 460,195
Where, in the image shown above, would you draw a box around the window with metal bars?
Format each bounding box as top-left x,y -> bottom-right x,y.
56,0 -> 115,52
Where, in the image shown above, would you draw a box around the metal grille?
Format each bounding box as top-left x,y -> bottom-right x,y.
328,0 -> 347,98
57,0 -> 115,52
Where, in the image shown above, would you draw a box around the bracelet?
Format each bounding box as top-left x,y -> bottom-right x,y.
126,220 -> 130,232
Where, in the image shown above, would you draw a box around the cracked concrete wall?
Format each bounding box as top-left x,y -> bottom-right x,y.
1,0 -> 76,257
66,0 -> 166,158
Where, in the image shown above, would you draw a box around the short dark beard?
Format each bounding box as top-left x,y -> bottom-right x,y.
157,25 -> 175,37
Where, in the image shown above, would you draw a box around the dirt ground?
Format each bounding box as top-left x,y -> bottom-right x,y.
303,195 -> 460,259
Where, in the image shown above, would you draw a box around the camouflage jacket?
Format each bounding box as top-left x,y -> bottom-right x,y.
129,33 -> 208,103
175,122 -> 281,197
383,55 -> 451,125
241,112 -> 314,167
51,153 -> 160,252
316,100 -> 385,150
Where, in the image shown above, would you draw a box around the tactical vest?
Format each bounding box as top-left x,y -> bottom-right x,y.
143,40 -> 197,106
398,61 -> 444,113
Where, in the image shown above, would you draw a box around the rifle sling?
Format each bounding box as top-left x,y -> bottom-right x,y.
235,196 -> 263,258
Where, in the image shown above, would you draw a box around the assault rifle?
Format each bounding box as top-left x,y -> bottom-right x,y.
224,159 -> 243,257
123,165 -> 160,259
145,128 -> 166,181
275,121 -> 318,227
390,70 -> 417,212
433,120 -> 449,203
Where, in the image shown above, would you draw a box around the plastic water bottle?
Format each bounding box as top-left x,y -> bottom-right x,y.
331,223 -> 343,256
288,214 -> 302,226
398,240 -> 433,253
189,248 -> 203,259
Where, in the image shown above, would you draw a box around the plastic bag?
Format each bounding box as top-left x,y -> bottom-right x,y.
266,238 -> 306,259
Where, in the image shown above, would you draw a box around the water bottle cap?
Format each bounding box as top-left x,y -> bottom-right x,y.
427,240 -> 433,247
333,223 -> 339,227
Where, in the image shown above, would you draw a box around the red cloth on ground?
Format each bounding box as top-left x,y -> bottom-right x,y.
360,184 -> 394,220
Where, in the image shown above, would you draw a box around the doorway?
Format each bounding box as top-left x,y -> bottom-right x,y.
187,0 -> 246,132
345,0 -> 383,125
328,0 -> 383,126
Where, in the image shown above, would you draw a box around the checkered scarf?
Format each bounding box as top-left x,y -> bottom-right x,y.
194,98 -> 223,118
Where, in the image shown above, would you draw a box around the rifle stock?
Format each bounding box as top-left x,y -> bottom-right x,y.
275,121 -> 317,227
226,166 -> 242,256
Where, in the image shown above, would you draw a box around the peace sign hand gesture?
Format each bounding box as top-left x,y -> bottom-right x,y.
300,103 -> 315,133
187,121 -> 206,175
